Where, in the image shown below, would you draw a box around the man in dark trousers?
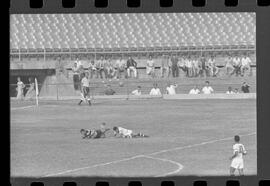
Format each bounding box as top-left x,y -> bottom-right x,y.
200,54 -> 208,77
241,82 -> 250,93
126,56 -> 137,78
171,54 -> 179,78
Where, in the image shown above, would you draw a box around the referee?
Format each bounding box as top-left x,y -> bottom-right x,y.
78,73 -> 91,106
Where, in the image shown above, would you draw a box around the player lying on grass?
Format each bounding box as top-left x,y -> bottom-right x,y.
229,135 -> 247,176
112,126 -> 149,138
80,123 -> 110,139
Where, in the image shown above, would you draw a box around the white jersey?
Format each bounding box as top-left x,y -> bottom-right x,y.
233,143 -> 247,159
226,91 -> 235,94
241,57 -> 251,66
81,77 -> 90,87
131,89 -> 141,96
189,88 -> 200,94
147,60 -> 155,67
150,88 -> 161,96
118,127 -> 133,137
166,85 -> 177,95
231,143 -> 247,169
202,86 -> 214,94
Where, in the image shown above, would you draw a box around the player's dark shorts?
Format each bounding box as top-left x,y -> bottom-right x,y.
94,129 -> 103,139
82,86 -> 90,97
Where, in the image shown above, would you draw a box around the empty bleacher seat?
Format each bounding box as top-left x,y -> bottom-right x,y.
10,13 -> 255,51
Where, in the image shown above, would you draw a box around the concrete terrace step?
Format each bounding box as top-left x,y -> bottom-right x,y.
40,75 -> 256,97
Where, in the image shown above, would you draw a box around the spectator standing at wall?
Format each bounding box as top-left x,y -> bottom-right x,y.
178,56 -> 187,77
88,60 -> 96,79
225,55 -> 235,76
202,81 -> 214,94
168,56 -> 172,78
160,55 -> 170,78
232,55 -> 241,76
189,85 -> 200,94
200,54 -> 208,77
76,57 -> 85,81
149,83 -> 162,96
103,57 -> 109,79
241,82 -> 250,93
98,56 -> 106,79
240,54 -> 252,76
72,62 -> 80,90
126,56 -> 137,78
207,56 -> 216,77
171,54 -> 179,78
16,77 -> 25,100
106,57 -> 115,79
131,86 -> 142,96
186,56 -> 193,77
116,56 -> 126,79
146,55 -> 155,78
192,57 -> 200,77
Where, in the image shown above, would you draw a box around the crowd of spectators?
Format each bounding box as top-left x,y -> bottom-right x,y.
69,52 -> 253,85
127,81 -> 251,96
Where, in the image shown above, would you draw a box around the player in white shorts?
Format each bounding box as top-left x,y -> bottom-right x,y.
229,135 -> 247,176
112,126 -> 149,138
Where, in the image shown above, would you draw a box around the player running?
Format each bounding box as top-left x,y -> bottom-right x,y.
229,135 -> 247,176
112,126 -> 149,138
80,123 -> 110,139
78,73 -> 91,106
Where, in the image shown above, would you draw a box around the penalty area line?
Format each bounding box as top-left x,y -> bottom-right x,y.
10,105 -> 37,110
43,132 -> 256,177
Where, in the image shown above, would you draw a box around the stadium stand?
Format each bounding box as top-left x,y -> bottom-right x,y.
10,13 -> 256,99
10,13 -> 255,52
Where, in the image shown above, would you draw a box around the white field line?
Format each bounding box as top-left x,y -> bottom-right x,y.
44,132 -> 256,177
10,105 -> 37,110
142,155 -> 184,177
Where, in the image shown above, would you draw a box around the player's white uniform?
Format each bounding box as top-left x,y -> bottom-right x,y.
231,143 -> 247,169
118,127 -> 133,138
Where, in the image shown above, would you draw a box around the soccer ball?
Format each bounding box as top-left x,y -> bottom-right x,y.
119,82 -> 124,87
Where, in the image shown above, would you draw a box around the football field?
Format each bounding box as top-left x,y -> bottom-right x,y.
10,98 -> 256,177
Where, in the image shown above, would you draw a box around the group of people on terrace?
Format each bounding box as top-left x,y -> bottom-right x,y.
70,52 -> 253,85
128,81 -> 251,96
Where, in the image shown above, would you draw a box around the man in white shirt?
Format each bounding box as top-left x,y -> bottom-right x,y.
166,83 -> 177,95
149,83 -> 161,96
207,56 -> 217,77
232,55 -> 241,76
189,85 -> 200,94
116,56 -> 126,79
225,55 -> 235,75
146,55 -> 155,78
202,81 -> 214,94
131,86 -> 142,96
88,60 -> 96,79
186,56 -> 193,77
160,55 -> 170,78
192,58 -> 200,77
229,135 -> 247,176
240,54 -> 252,76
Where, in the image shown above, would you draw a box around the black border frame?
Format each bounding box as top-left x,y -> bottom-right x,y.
9,0 -> 270,185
